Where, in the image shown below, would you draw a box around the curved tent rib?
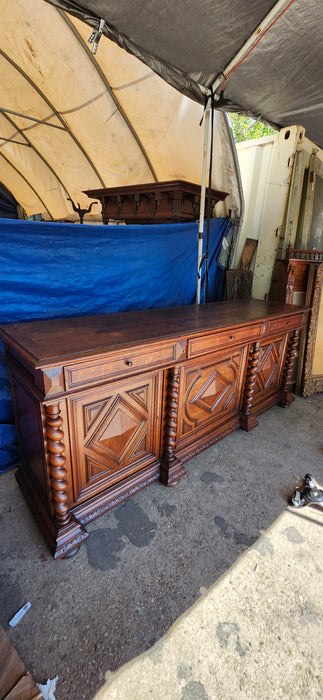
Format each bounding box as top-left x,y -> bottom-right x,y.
0,108 -> 66,131
0,111 -> 73,204
0,106 -> 85,220
0,49 -> 106,189
58,9 -> 158,183
0,151 -> 53,219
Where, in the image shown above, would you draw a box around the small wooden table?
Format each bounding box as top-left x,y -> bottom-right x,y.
1,300 -> 309,559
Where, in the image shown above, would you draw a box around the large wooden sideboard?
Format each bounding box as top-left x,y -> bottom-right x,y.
0,300 -> 309,559
83,180 -> 228,224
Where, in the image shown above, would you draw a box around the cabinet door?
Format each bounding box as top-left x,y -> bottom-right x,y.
177,347 -> 248,450
252,334 -> 288,412
68,371 -> 163,504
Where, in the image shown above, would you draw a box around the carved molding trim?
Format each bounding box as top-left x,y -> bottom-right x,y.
76,472 -> 158,524
55,530 -> 88,560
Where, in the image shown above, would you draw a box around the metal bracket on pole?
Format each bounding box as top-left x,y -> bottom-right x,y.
88,19 -> 106,54
196,96 -> 211,304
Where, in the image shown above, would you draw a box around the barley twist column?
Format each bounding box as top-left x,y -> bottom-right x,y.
45,403 -> 71,527
240,341 -> 261,431
160,366 -> 186,486
163,366 -> 180,464
279,328 -> 300,407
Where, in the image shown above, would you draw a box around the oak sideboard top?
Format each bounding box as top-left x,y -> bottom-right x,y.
0,299 -> 308,369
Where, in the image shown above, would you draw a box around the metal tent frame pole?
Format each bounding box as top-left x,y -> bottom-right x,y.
196,97 -> 211,304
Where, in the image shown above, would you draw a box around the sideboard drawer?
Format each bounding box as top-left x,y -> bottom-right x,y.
187,322 -> 262,358
65,340 -> 185,390
267,313 -> 304,335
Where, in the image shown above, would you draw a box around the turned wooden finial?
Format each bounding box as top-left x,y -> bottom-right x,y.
286,242 -> 293,259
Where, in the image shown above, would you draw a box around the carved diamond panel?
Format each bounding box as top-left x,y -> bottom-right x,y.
86,394 -> 146,466
255,341 -> 282,393
193,369 -> 234,413
180,351 -> 243,437
69,372 -> 162,503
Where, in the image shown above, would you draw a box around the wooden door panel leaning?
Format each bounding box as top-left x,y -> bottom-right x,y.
0,300 -> 309,559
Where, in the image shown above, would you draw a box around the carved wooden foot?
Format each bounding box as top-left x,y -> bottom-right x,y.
160,456 -> 186,487
278,390 -> 295,408
239,412 -> 258,432
53,515 -> 89,560
15,467 -> 89,559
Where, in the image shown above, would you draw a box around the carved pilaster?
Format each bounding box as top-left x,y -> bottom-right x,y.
279,329 -> 300,407
45,403 -> 88,558
240,341 -> 260,431
160,366 -> 186,486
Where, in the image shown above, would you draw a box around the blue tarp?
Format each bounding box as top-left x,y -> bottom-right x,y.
0,216 -> 231,471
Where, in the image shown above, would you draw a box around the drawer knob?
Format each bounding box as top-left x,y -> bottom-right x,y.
126,360 -> 133,367
230,335 -> 235,340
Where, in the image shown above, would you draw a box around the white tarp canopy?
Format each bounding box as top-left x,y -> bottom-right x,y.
1,0 -> 322,222
0,0 -> 240,222
45,0 -> 323,145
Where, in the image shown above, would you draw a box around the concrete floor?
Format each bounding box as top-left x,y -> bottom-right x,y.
95,503 -> 323,700
0,393 -> 322,700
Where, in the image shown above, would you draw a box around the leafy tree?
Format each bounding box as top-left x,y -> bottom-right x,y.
229,113 -> 277,142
